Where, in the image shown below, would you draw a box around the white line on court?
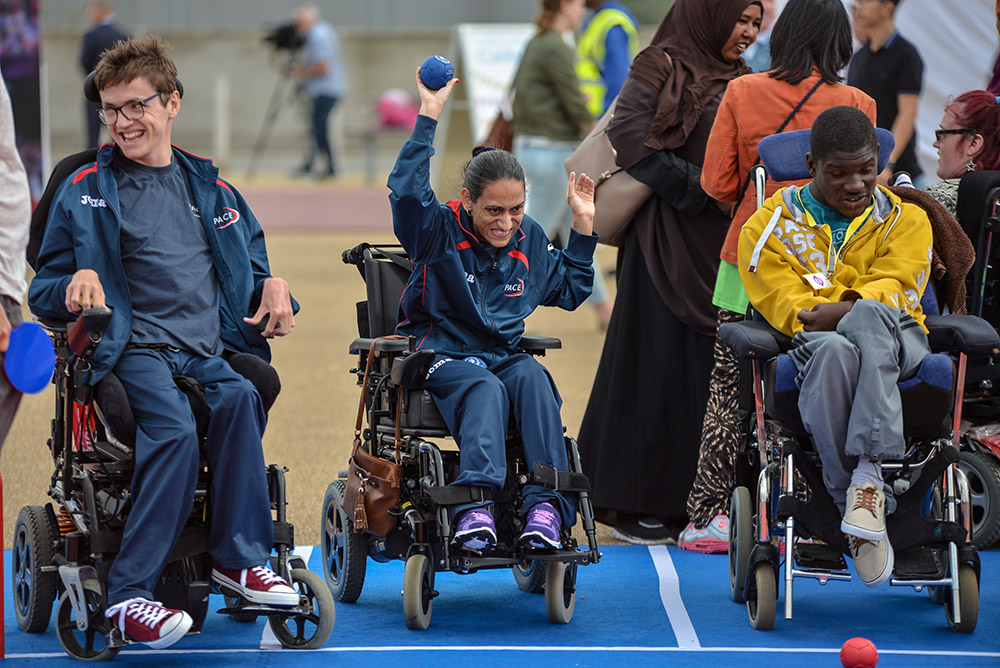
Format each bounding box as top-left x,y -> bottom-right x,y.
648,545 -> 700,648
7,646 -> 1000,659
259,545 -> 315,649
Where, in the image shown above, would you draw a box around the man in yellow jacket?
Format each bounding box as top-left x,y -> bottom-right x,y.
739,106 -> 933,589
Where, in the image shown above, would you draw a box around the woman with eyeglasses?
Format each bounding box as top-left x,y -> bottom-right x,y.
924,90 -> 1000,216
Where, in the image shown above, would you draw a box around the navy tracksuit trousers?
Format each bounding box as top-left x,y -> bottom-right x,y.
421,353 -> 577,526
107,348 -> 273,605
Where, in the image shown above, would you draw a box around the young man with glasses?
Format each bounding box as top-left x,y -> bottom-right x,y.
30,35 -> 300,650
848,0 -> 924,185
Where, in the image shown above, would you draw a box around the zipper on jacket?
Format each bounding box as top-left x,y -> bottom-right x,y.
478,252 -> 500,334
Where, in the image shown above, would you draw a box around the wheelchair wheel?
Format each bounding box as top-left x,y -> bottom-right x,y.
223,593 -> 257,623
747,562 -> 776,631
729,487 -> 752,604
403,553 -> 434,630
13,505 -> 58,633
512,559 -> 547,594
928,585 -> 947,605
321,480 -> 367,603
55,584 -> 121,661
544,561 -> 577,625
956,449 -> 1000,549
945,564 -> 978,633
267,568 -> 335,649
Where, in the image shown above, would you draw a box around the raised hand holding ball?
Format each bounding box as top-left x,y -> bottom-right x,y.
419,55 -> 454,90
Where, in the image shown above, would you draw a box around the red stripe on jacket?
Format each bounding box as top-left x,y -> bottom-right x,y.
73,164 -> 98,184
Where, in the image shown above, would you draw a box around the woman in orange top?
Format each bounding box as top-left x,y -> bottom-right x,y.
679,0 -> 877,553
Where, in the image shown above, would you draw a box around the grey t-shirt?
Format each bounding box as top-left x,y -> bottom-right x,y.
113,153 -> 221,356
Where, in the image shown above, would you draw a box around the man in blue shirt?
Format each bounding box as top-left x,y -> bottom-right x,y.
291,3 -> 347,178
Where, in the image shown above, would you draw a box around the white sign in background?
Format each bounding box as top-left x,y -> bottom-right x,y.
452,23 -> 535,144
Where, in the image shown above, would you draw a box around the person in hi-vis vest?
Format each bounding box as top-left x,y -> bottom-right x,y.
575,0 -> 639,118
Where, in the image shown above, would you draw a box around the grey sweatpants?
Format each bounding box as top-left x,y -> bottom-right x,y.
0,294 -> 24,457
789,299 -> 930,514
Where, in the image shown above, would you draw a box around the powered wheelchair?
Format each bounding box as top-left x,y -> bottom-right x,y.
319,243 -> 601,630
11,150 -> 334,661
947,170 -> 1000,550
716,129 -> 1000,632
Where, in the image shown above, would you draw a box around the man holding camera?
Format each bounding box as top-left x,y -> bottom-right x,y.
290,3 -> 347,179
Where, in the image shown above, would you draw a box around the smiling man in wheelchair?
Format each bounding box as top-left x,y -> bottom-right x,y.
28,35 -> 300,649
738,106 -> 934,588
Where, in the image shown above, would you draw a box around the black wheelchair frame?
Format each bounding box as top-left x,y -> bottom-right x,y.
949,170 -> 1000,551
320,244 -> 601,630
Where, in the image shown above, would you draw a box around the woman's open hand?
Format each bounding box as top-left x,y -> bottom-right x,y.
567,171 -> 596,236
415,68 -> 459,121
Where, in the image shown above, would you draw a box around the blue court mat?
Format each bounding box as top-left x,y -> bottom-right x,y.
4,545 -> 999,667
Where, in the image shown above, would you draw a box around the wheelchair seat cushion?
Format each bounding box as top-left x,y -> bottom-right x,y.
768,352 -> 953,437
94,352 -> 281,449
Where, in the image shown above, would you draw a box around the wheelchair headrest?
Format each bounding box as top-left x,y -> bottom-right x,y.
957,170 -> 1000,244
757,128 -> 895,182
84,70 -> 184,103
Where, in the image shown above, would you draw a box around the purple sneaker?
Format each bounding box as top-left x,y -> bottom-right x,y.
452,508 -> 497,552
520,502 -> 562,549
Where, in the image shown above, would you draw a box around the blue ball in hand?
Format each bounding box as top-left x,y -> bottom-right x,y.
420,55 -> 454,90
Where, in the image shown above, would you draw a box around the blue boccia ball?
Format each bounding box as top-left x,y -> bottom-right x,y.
420,55 -> 454,90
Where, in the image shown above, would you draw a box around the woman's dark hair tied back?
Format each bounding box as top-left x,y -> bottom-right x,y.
462,146 -> 525,202
472,146 -> 499,158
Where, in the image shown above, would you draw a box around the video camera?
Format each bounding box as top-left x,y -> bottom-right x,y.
264,23 -> 304,51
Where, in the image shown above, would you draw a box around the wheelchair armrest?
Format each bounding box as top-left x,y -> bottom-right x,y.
349,337 -> 410,354
67,307 -> 114,356
518,334 -> 561,354
718,320 -> 792,359
924,314 -> 1000,356
390,350 -> 436,390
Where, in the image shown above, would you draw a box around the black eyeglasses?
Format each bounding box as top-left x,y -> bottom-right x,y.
97,92 -> 163,126
935,127 -> 978,142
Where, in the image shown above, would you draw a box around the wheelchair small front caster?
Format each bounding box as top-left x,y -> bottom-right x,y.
403,553 -> 435,630
945,564 -> 979,633
544,561 -> 576,624
747,562 -> 776,630
267,569 -> 335,649
55,583 -> 122,661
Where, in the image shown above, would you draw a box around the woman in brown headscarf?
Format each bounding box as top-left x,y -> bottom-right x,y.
578,0 -> 762,544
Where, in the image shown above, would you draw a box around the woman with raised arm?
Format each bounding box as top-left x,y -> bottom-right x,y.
387,69 -> 597,552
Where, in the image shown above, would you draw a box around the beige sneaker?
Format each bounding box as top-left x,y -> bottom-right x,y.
841,483 -> 886,541
847,534 -> 894,587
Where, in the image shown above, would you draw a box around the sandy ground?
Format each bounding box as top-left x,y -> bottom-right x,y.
2,197 -> 626,551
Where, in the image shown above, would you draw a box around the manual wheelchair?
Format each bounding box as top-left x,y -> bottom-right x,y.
319,243 -> 601,630
716,129 -> 1000,632
11,150 -> 334,661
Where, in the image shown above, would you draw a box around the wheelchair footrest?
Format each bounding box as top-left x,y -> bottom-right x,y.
892,547 -> 945,579
794,542 -> 848,571
533,464 -> 591,493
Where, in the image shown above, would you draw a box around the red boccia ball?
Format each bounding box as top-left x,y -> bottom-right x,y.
840,637 -> 878,668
